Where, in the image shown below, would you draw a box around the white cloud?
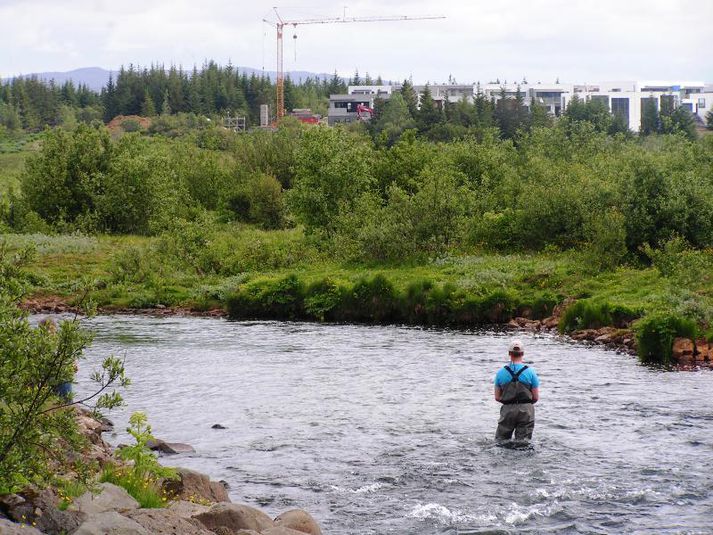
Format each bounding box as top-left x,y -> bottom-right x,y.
1,0 -> 711,82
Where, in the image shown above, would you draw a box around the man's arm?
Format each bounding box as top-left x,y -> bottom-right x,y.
494,385 -> 503,402
530,387 -> 539,403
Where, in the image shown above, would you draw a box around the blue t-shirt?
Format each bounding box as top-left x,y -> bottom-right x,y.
494,362 -> 540,389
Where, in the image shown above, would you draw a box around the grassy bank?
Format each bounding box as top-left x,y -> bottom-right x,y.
5,227 -> 711,364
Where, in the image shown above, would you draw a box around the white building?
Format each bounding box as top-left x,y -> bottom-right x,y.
329,80 -> 713,130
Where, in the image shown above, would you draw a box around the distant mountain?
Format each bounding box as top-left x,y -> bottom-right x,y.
12,66 -> 343,92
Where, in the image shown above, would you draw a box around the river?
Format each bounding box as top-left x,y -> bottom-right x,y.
70,315 -> 713,534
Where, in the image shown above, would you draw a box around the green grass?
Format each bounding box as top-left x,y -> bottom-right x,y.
100,467 -> 169,508
8,225 -> 712,364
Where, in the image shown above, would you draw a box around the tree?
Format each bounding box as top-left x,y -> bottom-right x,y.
529,97 -> 552,129
416,84 -> 443,134
640,98 -> 659,136
288,127 -> 374,236
22,124 -> 112,228
161,89 -> 172,115
707,109 -> 713,130
141,89 -> 156,116
370,93 -> 416,146
0,246 -> 128,492
400,79 -> 418,119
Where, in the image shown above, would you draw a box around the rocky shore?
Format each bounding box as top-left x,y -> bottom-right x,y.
0,410 -> 323,535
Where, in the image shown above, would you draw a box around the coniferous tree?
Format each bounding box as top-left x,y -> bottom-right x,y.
416,84 -> 443,134
640,98 -> 659,136
400,79 -> 418,119
141,89 -> 156,116
707,109 -> 713,130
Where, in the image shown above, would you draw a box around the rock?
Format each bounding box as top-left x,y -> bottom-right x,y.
695,339 -> 711,362
212,424 -> 227,429
274,509 -> 322,535
194,503 -> 274,533
72,511 -> 148,535
262,528 -> 311,535
162,468 -> 231,504
673,337 -> 695,364
541,316 -> 560,330
1,488 -> 84,535
69,483 -> 139,515
167,500 -> 211,519
0,518 -> 44,534
147,438 -> 196,455
124,508 -> 214,534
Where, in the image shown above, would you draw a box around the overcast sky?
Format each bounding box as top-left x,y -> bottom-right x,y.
1,0 -> 711,83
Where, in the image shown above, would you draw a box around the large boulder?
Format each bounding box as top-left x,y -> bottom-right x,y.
167,500 -> 211,519
262,528 -> 311,535
147,439 -> 196,455
194,503 -> 274,533
163,468 -> 230,503
72,511 -> 148,535
274,509 -> 322,535
0,489 -> 85,535
0,518 -> 45,534
124,508 -> 214,534
69,483 -> 139,515
673,337 -> 695,365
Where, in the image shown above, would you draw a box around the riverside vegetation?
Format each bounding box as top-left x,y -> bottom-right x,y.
1,72 -> 713,520
1,113 -> 712,365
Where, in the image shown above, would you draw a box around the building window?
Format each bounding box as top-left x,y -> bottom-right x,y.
611,97 -> 630,128
641,97 -> 658,111
699,98 -> 706,107
590,95 -> 609,107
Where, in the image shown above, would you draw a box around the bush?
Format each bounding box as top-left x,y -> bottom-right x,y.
635,313 -> 697,365
559,299 -> 639,332
227,173 -> 286,229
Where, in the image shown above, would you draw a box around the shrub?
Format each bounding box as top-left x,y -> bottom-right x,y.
559,299 -> 639,332
227,173 -> 286,230
121,119 -> 142,133
345,274 -> 398,323
635,313 -> 697,365
304,278 -> 346,322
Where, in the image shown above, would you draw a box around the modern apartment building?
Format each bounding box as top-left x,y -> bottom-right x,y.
328,80 -> 713,130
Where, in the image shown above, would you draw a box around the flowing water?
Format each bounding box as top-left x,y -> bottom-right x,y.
68,315 -> 713,534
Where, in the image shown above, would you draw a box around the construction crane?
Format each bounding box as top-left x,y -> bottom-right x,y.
263,8 -> 445,120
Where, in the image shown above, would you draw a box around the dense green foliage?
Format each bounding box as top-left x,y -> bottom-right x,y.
2,84 -> 713,368
0,244 -> 128,493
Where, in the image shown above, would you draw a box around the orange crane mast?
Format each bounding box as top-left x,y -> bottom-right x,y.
263,8 -> 445,120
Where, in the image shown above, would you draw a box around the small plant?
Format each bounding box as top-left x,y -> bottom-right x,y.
102,412 -> 177,508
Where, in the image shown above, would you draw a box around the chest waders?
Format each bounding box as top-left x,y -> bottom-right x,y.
500,365 -> 534,404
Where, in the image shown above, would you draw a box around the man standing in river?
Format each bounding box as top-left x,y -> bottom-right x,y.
493,339 -> 540,442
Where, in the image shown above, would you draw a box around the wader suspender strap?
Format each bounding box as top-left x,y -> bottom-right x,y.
504,365 -> 528,382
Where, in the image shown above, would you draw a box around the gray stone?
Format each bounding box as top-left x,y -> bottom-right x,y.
194,503 -> 274,533
69,483 -> 139,515
274,509 -> 322,535
167,500 -> 211,519
262,528 -> 313,535
147,439 -> 196,455
0,518 -> 44,534
72,511 -> 148,535
162,468 -> 230,503
124,508 -> 214,534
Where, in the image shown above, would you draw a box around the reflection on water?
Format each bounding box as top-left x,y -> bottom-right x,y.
64,315 -> 713,534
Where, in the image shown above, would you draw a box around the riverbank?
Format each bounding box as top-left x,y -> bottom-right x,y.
6,230 -> 713,365
0,408 -> 324,535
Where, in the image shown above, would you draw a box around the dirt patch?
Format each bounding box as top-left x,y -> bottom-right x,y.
106,115 -> 152,134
